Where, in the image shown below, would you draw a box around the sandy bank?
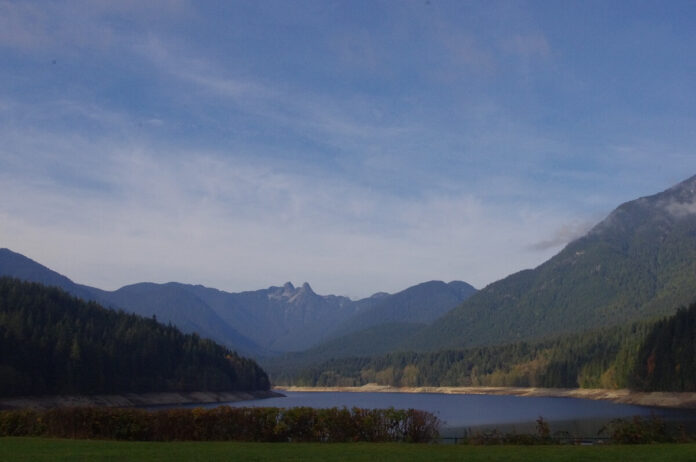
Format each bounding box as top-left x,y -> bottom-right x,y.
0,390 -> 283,410
275,385 -> 696,410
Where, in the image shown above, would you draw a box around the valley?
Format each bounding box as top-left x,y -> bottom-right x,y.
2,175 -> 696,402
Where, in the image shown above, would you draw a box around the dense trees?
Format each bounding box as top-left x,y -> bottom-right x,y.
279,323 -> 652,388
286,301 -> 696,392
0,278 -> 269,397
629,302 -> 696,391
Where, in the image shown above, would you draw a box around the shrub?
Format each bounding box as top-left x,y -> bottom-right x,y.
0,406 -> 440,443
599,416 -> 676,444
461,417 -> 555,445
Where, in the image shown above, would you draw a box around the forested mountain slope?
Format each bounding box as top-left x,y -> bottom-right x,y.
262,322 -> 425,380
284,322 -> 651,388
0,249 -> 475,354
0,278 -> 270,397
105,282 -> 262,355
0,249 -> 262,355
284,299 -> 696,392
330,280 -> 475,337
411,174 -> 696,351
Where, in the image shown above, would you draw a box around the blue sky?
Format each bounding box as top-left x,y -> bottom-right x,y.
2,0 -> 696,298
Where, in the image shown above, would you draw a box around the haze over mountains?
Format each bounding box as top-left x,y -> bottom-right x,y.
3,174 -> 696,375
0,248 -> 475,356
264,174 -> 696,373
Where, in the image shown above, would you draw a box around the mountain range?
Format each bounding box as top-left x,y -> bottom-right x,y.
266,173 -> 696,376
0,248 -> 475,356
3,174 -> 696,376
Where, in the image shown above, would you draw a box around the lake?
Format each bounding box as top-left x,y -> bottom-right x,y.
197,391 -> 696,436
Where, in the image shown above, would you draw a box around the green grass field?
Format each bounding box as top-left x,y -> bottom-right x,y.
2,438 -> 696,462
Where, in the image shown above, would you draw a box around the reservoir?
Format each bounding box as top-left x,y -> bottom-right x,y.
200,391 -> 696,436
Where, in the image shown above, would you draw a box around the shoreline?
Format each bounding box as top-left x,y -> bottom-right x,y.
274,384 -> 696,410
0,390 -> 283,410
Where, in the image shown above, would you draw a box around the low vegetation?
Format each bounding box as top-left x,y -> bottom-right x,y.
0,406 -> 440,443
3,438 -> 696,462
460,416 -> 695,445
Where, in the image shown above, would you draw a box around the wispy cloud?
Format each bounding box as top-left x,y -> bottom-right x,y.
0,123 -> 585,296
138,36 -> 409,144
528,220 -> 596,251
4,1 -> 696,299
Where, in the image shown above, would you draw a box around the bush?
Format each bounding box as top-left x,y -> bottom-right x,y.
0,406 -> 440,443
461,417 -> 556,445
599,416 -> 679,444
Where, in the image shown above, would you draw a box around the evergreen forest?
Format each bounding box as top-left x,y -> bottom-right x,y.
283,301 -> 696,392
0,278 -> 270,397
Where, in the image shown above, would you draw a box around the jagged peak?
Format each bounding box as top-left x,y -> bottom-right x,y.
300,282 -> 314,294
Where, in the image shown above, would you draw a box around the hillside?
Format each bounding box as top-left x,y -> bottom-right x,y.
285,322 -> 649,389
0,278 -> 270,397
263,323 -> 425,381
284,298 -> 696,393
0,249 -> 475,354
330,280 -> 476,337
410,174 -> 696,351
184,282 -> 362,352
104,282 -> 262,355
0,249 -> 263,356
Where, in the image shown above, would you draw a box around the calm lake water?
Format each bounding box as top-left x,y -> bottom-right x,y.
197,391 -> 696,434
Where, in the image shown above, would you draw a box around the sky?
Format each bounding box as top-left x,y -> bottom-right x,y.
2,0 -> 696,299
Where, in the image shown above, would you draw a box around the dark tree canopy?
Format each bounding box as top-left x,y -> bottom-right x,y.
0,277 -> 269,397
283,303 -> 696,393
630,302 -> 696,391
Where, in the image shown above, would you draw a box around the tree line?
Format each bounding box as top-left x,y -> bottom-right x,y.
282,300 -> 696,392
0,277 -> 269,396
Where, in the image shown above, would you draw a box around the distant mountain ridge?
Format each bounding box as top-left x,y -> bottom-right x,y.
0,249 -> 261,355
4,174 -> 696,370
0,248 -> 476,356
331,280 -> 476,337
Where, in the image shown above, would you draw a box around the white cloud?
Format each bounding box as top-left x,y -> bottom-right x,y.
6,1 -> 696,300
137,36 -> 412,149
665,200 -> 696,217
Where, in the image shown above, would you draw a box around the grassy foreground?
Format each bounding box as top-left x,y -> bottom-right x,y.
2,438 -> 696,462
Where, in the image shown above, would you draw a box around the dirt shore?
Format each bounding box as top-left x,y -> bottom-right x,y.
275,384 -> 696,409
0,390 -> 283,410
